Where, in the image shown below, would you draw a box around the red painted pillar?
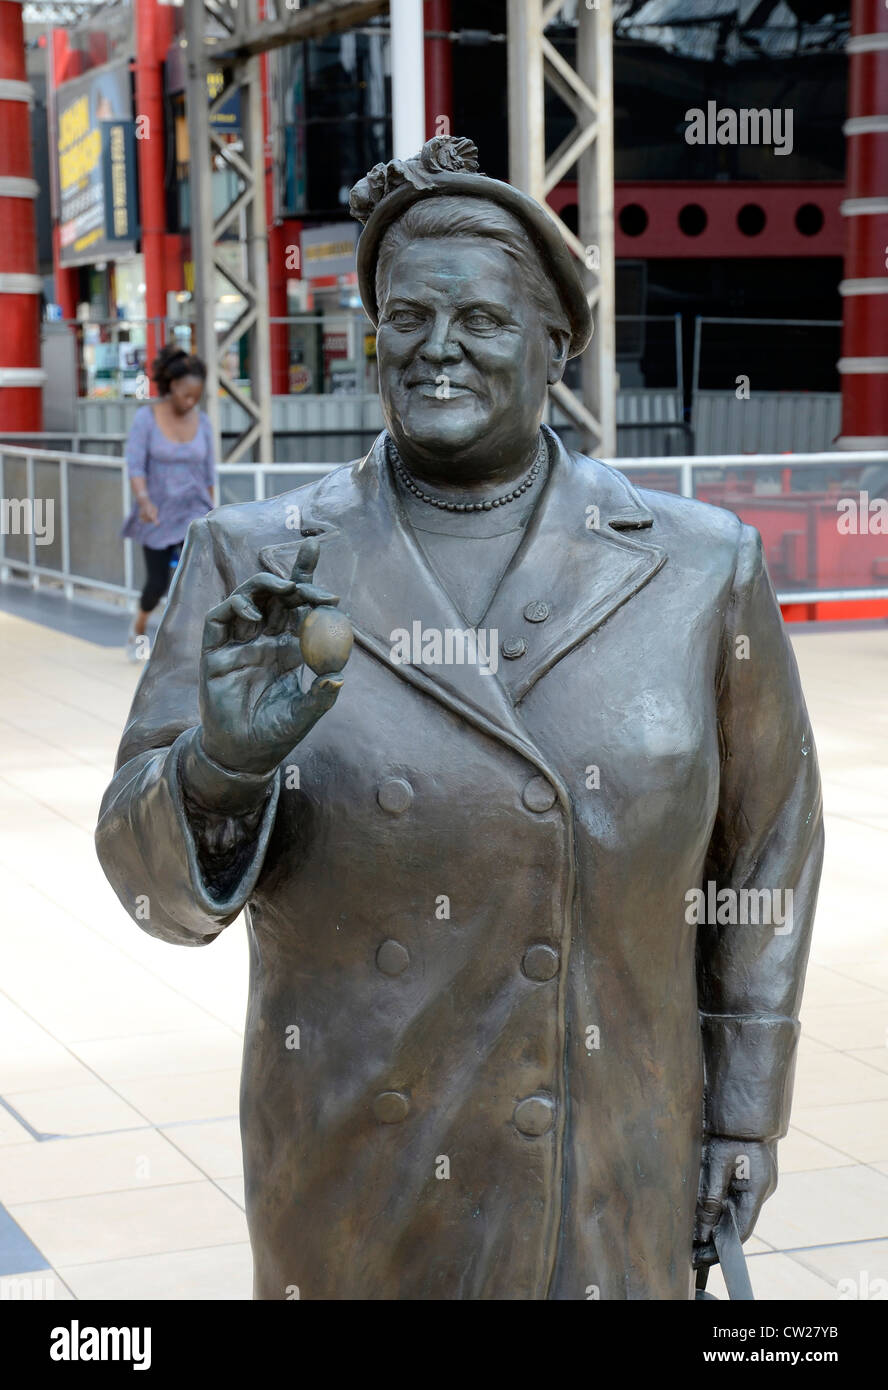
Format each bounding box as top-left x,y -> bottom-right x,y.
838,0 -> 888,447
268,222 -> 291,395
0,0 -> 43,429
259,10 -> 289,397
424,0 -> 452,140
134,0 -> 174,393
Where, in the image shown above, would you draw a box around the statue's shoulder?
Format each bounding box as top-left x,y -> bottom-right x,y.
569,448 -> 748,564
202,459 -> 360,554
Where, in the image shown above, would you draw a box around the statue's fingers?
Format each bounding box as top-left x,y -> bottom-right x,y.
290,583 -> 340,608
289,672 -> 344,735
203,593 -> 263,651
235,573 -> 298,608
693,1194 -> 725,1251
289,537 -> 321,585
204,632 -> 299,679
730,1190 -> 760,1244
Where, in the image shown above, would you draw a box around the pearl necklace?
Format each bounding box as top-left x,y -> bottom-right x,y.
389,436 -> 546,512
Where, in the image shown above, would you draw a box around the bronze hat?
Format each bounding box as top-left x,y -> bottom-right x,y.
348,136 -> 593,358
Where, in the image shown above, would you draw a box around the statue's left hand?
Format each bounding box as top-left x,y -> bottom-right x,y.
693,1137 -> 777,1267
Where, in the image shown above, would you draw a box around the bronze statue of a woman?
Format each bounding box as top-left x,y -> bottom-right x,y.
97,137 -> 823,1300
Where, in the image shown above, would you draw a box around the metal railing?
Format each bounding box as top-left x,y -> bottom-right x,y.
2,443 -> 887,607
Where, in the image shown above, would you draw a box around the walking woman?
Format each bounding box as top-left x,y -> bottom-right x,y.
122,345 -> 216,660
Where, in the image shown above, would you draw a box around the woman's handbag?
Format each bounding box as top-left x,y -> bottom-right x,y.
695,1204 -> 755,1300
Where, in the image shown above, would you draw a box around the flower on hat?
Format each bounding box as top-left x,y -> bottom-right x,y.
348,136 -> 480,225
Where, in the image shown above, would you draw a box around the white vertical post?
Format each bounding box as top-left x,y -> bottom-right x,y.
578,0 -> 616,458
390,0 -> 426,158
60,454 -> 73,599
507,0 -> 545,199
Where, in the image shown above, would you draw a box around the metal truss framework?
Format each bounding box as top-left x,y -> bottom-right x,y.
188,0 -> 616,461
185,0 -> 386,462
508,0 -> 616,455
22,2 -> 116,23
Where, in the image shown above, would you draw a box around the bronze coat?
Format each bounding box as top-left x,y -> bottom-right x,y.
96,428 -> 823,1300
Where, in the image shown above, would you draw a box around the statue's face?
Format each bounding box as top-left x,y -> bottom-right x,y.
376,236 -> 563,475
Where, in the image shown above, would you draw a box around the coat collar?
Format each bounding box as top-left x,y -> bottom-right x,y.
259,426 -> 666,742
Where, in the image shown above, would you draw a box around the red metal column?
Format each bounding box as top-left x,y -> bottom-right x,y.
259,7 -> 290,397
424,0 -> 452,140
0,0 -> 43,429
839,0 -> 888,447
134,0 -> 174,393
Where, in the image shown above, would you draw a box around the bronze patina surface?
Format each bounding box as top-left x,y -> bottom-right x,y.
96,138 -> 823,1300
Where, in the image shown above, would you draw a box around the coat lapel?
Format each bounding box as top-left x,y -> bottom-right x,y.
258,428 -> 666,740
484,428 -> 667,703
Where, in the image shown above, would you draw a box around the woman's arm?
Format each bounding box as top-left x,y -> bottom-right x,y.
203,413 -> 218,506
127,407 -> 158,524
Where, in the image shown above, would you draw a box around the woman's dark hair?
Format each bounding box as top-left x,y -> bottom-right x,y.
152,344 -> 207,395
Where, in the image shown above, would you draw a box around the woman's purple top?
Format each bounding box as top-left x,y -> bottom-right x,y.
121,404 -> 216,549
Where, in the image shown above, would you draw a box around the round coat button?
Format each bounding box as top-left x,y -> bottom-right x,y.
522,776 -> 556,812
522,944 -> 560,981
502,637 -> 527,660
523,600 -> 550,623
373,1091 -> 410,1124
514,1096 -> 555,1136
376,939 -> 410,976
377,777 -> 414,814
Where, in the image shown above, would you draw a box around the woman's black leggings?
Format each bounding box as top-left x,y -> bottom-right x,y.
140,544 -> 182,613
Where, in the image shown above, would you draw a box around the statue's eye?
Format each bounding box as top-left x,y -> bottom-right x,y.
386,309 -> 423,329
463,312 -> 498,332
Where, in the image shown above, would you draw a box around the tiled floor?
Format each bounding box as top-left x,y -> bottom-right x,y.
0,593 -> 886,1301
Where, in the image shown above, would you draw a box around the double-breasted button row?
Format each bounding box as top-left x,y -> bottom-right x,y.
373,1089 -> 554,1134
379,776 -> 557,817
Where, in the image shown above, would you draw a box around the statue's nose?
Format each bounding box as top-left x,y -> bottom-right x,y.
419,314 -> 461,362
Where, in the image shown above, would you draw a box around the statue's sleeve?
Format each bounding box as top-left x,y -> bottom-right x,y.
697,522 -> 824,1141
95,516 -> 281,947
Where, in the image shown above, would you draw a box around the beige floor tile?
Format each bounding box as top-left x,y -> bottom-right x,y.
846,1047 -> 888,1076
0,1106 -> 36,1147
777,1127 -> 857,1174
215,1177 -> 246,1210
791,1049 -> 888,1108
800,1002 -> 888,1051
0,1270 -> 75,1302
799,964 -> 888,1010
9,1180 -> 249,1266
0,995 -> 94,1094
791,1100 -> 888,1163
0,1129 -> 203,1205
832,962 -> 888,995
754,1166 -> 888,1250
8,1083 -> 150,1138
111,1070 -> 241,1126
788,1239 -> 888,1297
57,1242 -> 253,1301
743,1234 -> 773,1255
704,1251 -> 837,1301
71,1028 -> 242,1083
160,1117 -> 243,1179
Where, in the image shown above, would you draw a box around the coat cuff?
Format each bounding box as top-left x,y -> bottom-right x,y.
179,727 -> 278,814
701,1013 -> 801,1141
129,727 -> 281,927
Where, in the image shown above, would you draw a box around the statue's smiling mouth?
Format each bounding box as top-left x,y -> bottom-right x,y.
405,378 -> 477,396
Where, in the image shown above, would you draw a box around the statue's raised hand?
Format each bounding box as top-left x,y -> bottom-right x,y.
198,538 -> 349,777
